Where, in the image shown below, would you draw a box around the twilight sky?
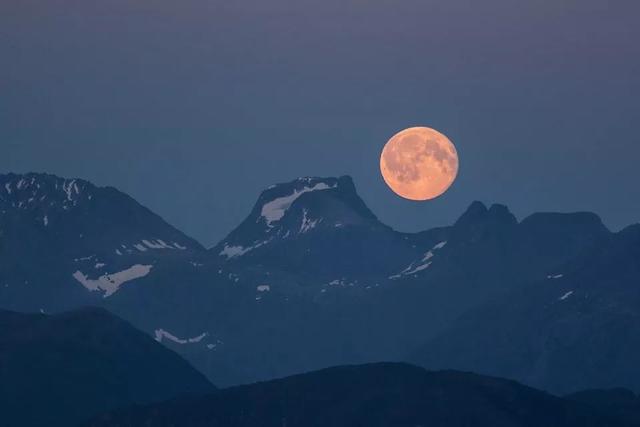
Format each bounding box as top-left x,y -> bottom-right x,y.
2,0 -> 639,246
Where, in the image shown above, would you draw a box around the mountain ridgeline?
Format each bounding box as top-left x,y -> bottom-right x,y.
1,172 -> 638,395
86,363 -> 640,427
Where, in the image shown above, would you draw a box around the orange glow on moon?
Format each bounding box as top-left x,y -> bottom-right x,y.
380,127 -> 459,201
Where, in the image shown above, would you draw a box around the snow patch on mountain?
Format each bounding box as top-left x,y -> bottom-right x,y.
62,179 -> 79,201
154,329 -> 208,345
390,241 -> 447,279
299,209 -> 320,233
72,264 -> 153,297
559,291 -> 574,301
220,240 -> 268,259
261,182 -> 335,227
116,240 -> 189,255
143,239 -> 171,249
391,261 -> 432,278
1,175 -> 89,210
433,241 -> 447,250
327,278 -> 357,287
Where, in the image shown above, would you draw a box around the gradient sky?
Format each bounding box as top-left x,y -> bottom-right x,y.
2,0 -> 639,246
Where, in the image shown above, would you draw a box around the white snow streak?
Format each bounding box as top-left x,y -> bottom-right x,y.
154,329 -> 208,344
219,241 -> 267,259
73,264 -> 153,297
390,241 -> 447,279
433,241 -> 447,250
299,209 -> 320,233
559,291 -> 574,301
261,183 -> 334,226
142,239 -> 176,250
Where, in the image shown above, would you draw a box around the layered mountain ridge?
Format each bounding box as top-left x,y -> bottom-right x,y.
0,171 -> 637,394
88,363 -> 640,427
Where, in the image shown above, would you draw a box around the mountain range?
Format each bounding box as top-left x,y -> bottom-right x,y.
1,171 -> 638,395
3,305 -> 638,426
411,222 -> 640,394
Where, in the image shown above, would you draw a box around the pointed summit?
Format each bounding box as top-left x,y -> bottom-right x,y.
454,201 -> 517,229
454,201 -> 488,227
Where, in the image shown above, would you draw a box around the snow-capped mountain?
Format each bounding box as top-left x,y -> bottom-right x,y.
0,173 -> 204,309
212,175 -> 425,283
216,176 -> 381,252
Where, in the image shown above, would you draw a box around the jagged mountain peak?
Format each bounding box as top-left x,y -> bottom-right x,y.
215,175 -> 382,259
255,175 -> 374,226
257,176 -> 343,227
0,172 -> 201,250
454,201 -> 517,230
0,172 -> 97,211
260,176 -> 349,198
0,172 -> 205,307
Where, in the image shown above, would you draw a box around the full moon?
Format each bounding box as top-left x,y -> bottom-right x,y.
380,127 -> 459,201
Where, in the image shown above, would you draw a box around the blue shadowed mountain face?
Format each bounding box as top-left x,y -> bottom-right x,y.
411,224 -> 640,395
0,307 -> 214,427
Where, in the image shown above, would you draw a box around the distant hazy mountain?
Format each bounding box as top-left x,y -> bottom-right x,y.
87,363 -> 638,427
410,223 -> 640,394
0,307 -> 214,427
1,172 -> 637,394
